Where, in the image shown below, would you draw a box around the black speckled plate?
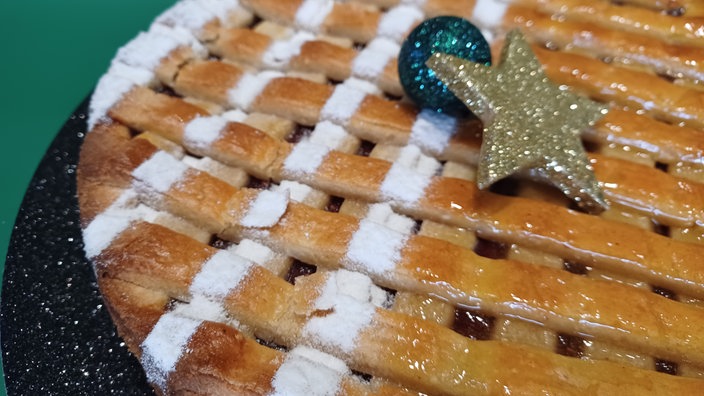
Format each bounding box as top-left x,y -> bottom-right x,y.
0,97 -> 153,395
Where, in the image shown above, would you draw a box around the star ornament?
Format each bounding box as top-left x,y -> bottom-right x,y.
426,30 -> 610,213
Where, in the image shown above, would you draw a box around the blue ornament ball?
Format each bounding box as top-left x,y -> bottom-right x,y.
398,16 -> 491,116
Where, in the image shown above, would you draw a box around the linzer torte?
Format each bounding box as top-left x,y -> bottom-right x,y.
78,0 -> 704,394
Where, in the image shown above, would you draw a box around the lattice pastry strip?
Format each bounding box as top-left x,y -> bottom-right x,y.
162,54 -> 704,222
99,27 -> 703,190
93,218 -> 704,394
88,1 -> 704,180
99,277 -> 417,395
509,0 -> 704,46
238,0 -> 474,44
490,4 -> 704,83
79,127 -> 704,368
105,89 -> 704,301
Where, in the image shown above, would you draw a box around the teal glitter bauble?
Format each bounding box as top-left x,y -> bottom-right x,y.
398,16 -> 491,116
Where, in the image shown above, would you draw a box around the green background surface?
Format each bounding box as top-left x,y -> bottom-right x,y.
0,1 -> 173,393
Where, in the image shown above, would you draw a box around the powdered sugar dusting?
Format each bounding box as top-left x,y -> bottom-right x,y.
197,0 -> 241,19
88,74 -> 139,129
83,207 -> 143,259
283,141 -> 331,177
221,109 -> 248,122
240,189 -> 289,228
309,121 -> 350,149
231,239 -> 275,266
132,151 -> 190,194
172,295 -> 232,325
380,163 -> 433,204
379,145 -> 438,204
271,346 -> 348,396
346,219 -> 407,275
304,272 -> 377,353
263,31 -> 315,69
190,250 -> 253,299
316,270 -> 390,309
228,71 -> 283,110
409,109 -> 457,156
377,5 -> 423,42
472,0 -> 509,30
183,115 -> 228,151
115,25 -> 203,71
83,190 -> 153,258
275,180 -> 315,203
366,203 -> 416,235
320,83 -> 367,125
141,313 -> 202,392
352,38 -> 400,80
295,0 -> 334,32
396,144 -> 441,176
155,0 -> 217,31
343,77 -> 382,96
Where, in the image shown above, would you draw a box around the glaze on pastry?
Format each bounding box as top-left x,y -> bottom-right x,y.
78,0 -> 704,394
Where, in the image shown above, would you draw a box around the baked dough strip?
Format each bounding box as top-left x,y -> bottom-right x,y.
149,34 -> 704,172
501,5 -> 704,82
210,4 -> 704,92
145,59 -> 704,223
238,0 -> 474,44
96,220 -> 704,394
81,129 -> 704,365
98,277 -> 417,395
533,46 -> 704,130
511,0 -> 704,47
106,88 -> 704,294
204,29 -> 704,165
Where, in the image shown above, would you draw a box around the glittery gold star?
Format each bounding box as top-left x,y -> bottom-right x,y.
426,30 -> 609,213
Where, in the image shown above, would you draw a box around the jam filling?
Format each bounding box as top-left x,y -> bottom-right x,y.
473,237 -> 509,260
452,307 -> 495,340
285,260 -> 317,284
556,333 -> 587,358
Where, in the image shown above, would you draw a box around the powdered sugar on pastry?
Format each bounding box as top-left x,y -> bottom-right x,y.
82,189 -> 154,259
141,313 -> 202,391
231,239 -> 275,266
240,189 -> 289,228
183,115 -> 229,151
271,346 -> 349,396
228,71 -> 284,111
89,25 -> 206,129
88,74 -> 144,129
263,31 -> 315,69
155,0 -> 243,31
380,145 -> 438,204
132,151 -> 190,194
295,0 -> 334,32
309,121 -> 351,149
275,180 -> 315,203
304,271 -> 379,353
409,109 -> 458,156
346,218 -> 408,275
320,82 -> 368,125
283,141 -> 331,177
472,0 -> 509,31
366,203 -> 416,235
154,0 -> 219,31
190,250 -> 254,299
377,4 -> 423,42
352,38 -> 400,81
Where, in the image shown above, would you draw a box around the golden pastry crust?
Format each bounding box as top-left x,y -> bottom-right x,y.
79,0 -> 704,393
96,218 -> 704,394
513,0 -> 704,46
503,5 -> 704,82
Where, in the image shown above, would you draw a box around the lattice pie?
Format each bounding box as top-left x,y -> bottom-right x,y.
78,0 -> 704,394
